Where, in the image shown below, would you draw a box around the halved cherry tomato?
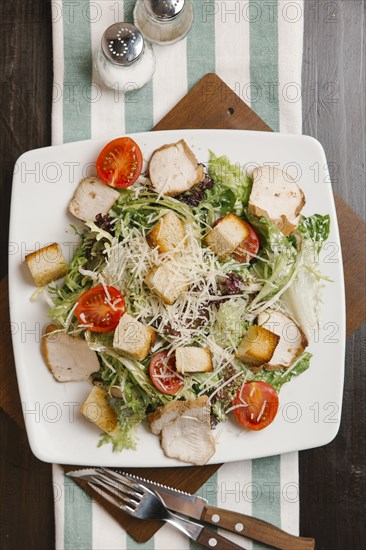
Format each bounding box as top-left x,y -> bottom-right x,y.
75,285 -> 125,333
232,221 -> 260,263
96,137 -> 143,188
232,381 -> 279,431
149,351 -> 183,395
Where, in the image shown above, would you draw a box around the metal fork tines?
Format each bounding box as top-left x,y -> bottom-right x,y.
87,468 -> 201,532
85,468 -> 244,550
88,469 -> 145,514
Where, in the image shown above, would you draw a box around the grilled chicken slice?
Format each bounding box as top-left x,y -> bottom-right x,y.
68,176 -> 120,222
257,310 -> 308,370
160,396 -> 216,465
248,166 -> 305,235
148,140 -> 204,196
41,324 -> 100,382
147,400 -> 190,435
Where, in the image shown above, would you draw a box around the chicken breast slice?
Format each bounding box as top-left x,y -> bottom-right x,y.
248,166 -> 305,236
68,176 -> 120,221
160,397 -> 216,465
257,311 -> 308,370
148,140 -> 204,196
147,400 -> 190,435
41,324 -> 100,382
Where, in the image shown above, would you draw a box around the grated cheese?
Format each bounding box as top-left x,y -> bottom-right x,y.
257,400 -> 267,422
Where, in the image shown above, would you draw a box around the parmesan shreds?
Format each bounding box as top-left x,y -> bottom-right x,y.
208,370 -> 243,402
225,403 -> 249,414
79,266 -> 98,281
257,400 -> 267,422
101,219 -> 237,352
64,301 -> 79,331
98,274 -> 112,301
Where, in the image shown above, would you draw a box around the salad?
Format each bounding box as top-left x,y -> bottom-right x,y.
25,136 -> 331,465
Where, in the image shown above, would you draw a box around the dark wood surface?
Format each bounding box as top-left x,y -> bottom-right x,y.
0,1 -> 365,550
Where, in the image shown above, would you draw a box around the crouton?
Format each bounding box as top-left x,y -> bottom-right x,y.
80,386 -> 117,435
41,324 -> 100,382
146,211 -> 186,254
112,313 -> 155,361
175,347 -> 213,373
236,325 -> 279,367
148,140 -> 204,196
204,213 -> 250,259
68,176 -> 120,222
257,310 -> 308,370
145,261 -> 189,305
25,243 -> 68,287
248,166 -> 305,236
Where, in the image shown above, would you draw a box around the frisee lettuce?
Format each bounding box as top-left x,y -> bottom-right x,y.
298,214 -> 330,250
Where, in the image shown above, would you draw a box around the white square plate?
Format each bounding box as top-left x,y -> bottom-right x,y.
9,130 -> 346,466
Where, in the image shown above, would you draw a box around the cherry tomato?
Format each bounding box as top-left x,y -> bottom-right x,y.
96,137 -> 143,189
149,351 -> 183,395
75,285 -> 125,333
232,221 -> 260,263
232,381 -> 279,431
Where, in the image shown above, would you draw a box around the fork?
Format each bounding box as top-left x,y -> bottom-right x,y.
86,468 -> 246,549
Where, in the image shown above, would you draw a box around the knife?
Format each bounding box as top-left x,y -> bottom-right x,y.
68,469 -> 314,550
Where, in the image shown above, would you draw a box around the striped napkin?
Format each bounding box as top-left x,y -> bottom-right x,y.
52,1 -> 304,548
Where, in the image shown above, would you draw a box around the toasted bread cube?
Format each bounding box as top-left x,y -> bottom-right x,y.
235,325 -> 279,367
146,211 -> 186,254
204,213 -> 249,259
80,386 -> 117,435
113,313 -> 155,361
175,347 -> 213,373
145,262 -> 189,305
25,243 -> 68,287
41,324 -> 99,382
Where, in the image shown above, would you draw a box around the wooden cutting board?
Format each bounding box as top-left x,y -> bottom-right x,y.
1,73 -> 365,543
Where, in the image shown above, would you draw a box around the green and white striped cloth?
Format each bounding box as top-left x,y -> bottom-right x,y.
52,1 -> 304,548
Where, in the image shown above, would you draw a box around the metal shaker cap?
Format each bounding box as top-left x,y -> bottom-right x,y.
144,0 -> 185,21
101,23 -> 144,66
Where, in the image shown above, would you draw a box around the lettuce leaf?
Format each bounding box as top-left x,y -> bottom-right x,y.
252,352 -> 312,392
199,152 -> 253,222
212,298 -> 249,348
246,214 -> 299,311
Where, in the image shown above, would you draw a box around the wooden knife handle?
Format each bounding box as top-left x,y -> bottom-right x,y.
196,526 -> 247,549
202,506 -> 315,550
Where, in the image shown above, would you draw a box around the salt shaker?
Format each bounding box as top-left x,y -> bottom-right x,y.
134,0 -> 193,45
95,23 -> 156,92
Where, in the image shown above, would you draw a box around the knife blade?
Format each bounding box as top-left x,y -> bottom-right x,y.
67,469 -> 314,550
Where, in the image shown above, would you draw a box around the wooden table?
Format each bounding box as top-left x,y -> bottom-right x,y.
0,1 -> 365,549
